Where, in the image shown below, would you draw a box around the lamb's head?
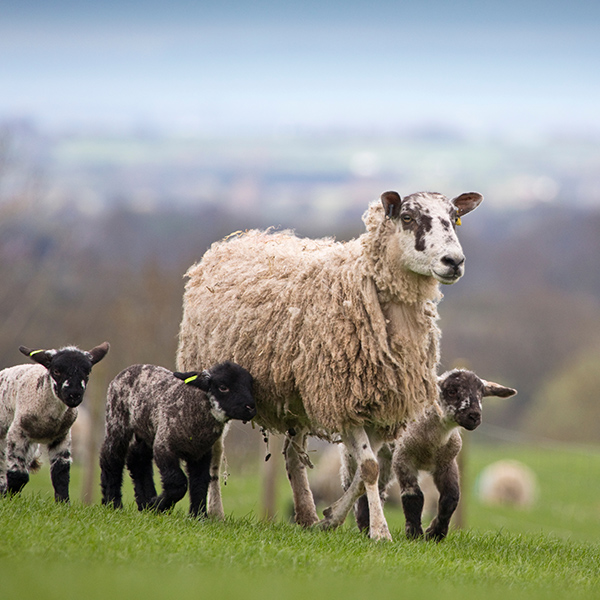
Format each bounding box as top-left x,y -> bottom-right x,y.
19,342 -> 110,407
174,361 -> 256,423
438,369 -> 517,431
379,191 -> 483,285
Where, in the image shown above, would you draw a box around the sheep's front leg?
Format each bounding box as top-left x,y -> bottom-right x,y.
206,434 -> 226,519
150,446 -> 188,512
186,451 -> 212,518
5,426 -> 33,495
283,428 -> 319,527
394,449 -> 424,539
321,428 -> 391,541
0,431 -> 8,494
425,460 -> 460,542
48,434 -> 72,502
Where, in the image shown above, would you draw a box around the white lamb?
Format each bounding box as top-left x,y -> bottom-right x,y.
0,343 -> 110,501
177,190 -> 482,540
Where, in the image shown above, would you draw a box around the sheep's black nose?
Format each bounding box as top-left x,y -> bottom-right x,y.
441,255 -> 465,269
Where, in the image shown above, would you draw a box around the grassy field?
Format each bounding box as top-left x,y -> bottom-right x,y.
2,442 -> 600,599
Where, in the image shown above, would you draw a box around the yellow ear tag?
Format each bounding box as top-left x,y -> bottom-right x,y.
184,375 -> 198,384
455,217 -> 462,226
29,349 -> 44,357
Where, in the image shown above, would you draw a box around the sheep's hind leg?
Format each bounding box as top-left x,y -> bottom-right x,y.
283,429 -> 319,527
186,451 -> 212,518
320,428 -> 391,541
126,436 -> 157,510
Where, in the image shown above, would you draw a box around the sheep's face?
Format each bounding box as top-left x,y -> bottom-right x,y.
438,369 -> 517,431
381,191 -> 482,285
176,361 -> 257,423
20,343 -> 110,408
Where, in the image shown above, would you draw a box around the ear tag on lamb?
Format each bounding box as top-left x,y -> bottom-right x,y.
29,349 -> 45,357
184,375 -> 198,385
455,217 -> 462,226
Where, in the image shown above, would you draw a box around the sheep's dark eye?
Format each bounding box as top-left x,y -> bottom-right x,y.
447,387 -> 457,396
218,385 -> 229,393
401,214 -> 412,224
51,368 -> 61,378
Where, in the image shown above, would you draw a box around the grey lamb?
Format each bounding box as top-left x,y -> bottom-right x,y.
100,361 -> 256,517
351,369 -> 516,540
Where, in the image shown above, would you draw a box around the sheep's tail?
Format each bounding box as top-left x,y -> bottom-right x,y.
28,446 -> 43,473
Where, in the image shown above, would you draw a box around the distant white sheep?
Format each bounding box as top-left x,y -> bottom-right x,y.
177,190 -> 483,540
100,361 -> 256,517
477,460 -> 538,509
0,343 -> 109,501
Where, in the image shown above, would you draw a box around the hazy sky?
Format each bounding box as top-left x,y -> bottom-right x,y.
1,0 -> 599,136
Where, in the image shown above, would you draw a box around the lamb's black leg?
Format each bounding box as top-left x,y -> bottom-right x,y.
425,460 -> 460,542
5,428 -> 32,496
395,464 -> 424,539
186,450 -> 212,518
126,437 -> 157,510
100,429 -> 131,509
48,439 -> 71,502
149,447 -> 187,512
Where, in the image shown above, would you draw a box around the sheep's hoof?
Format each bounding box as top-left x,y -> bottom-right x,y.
405,525 -> 424,540
369,526 -> 393,542
316,517 -> 337,531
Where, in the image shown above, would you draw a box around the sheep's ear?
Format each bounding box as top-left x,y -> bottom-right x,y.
173,370 -> 210,391
482,380 -> 517,399
19,346 -> 53,368
87,342 -> 110,365
452,192 -> 483,217
380,191 -> 402,220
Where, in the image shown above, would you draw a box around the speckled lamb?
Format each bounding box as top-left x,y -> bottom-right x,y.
99,362 -> 256,517
177,190 -> 483,540
0,343 -> 110,501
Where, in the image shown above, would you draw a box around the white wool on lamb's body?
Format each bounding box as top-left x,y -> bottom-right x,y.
177,191 -> 482,540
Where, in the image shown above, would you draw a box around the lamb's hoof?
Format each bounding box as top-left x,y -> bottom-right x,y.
424,529 -> 446,542
405,525 -> 424,540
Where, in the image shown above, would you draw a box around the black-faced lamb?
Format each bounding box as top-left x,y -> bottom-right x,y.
0,342 -> 110,501
353,369 -> 517,541
99,361 -> 256,517
177,190 -> 483,540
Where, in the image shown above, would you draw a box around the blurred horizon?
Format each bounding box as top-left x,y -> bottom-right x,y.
2,0 -> 599,138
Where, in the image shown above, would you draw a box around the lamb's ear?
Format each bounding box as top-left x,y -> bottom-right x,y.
452,192 -> 483,217
380,191 -> 402,220
19,346 -> 53,368
173,370 -> 211,391
87,342 -> 110,365
482,380 -> 517,399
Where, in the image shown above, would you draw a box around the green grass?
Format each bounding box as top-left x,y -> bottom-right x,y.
2,443 -> 600,599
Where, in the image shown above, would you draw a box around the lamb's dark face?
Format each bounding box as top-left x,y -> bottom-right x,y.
20,342 -> 110,408
439,370 -> 485,431
177,361 -> 256,423
438,369 -> 517,431
206,362 -> 256,422
46,350 -> 94,408
381,191 -> 483,285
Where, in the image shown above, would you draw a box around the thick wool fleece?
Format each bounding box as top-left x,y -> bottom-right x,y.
177,202 -> 442,438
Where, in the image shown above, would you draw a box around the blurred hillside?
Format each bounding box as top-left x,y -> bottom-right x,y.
1,121 -> 600,443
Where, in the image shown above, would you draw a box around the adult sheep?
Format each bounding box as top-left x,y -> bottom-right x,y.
177,190 -> 482,540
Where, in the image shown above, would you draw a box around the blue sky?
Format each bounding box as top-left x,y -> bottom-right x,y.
1,0 -> 599,136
